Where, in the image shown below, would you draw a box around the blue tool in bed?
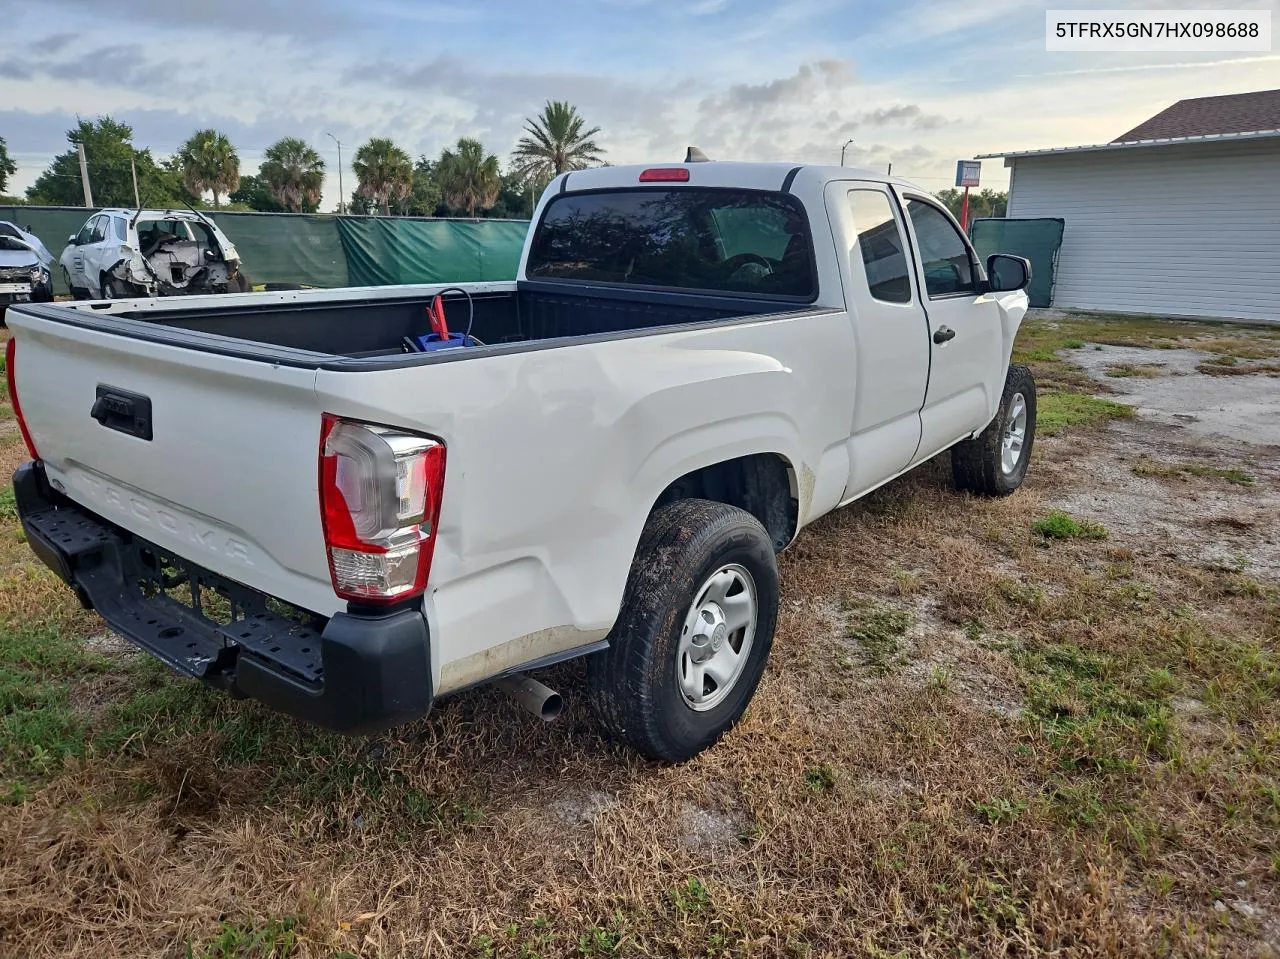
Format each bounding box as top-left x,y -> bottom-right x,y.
403,287 -> 482,353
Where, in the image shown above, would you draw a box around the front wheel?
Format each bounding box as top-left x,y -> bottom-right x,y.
951,364 -> 1037,496
64,268 -> 87,300
588,499 -> 779,762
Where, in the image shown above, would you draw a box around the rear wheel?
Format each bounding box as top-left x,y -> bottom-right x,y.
588,499 -> 779,762
951,364 -> 1036,496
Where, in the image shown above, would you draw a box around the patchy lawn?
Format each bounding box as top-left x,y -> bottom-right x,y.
0,315 -> 1277,958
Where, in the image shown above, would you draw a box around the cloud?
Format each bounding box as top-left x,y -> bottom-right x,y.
858,104 -> 952,130
1016,53 -> 1280,79
700,60 -> 856,115
9,0 -> 1278,205
31,0 -> 356,40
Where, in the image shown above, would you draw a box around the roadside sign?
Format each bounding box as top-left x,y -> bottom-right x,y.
955,160 -> 981,188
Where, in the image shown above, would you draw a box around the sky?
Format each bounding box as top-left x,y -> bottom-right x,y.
1,0 -> 1278,211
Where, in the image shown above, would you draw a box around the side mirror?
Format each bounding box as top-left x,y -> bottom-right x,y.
986,253 -> 1031,293
68,234 -> 78,245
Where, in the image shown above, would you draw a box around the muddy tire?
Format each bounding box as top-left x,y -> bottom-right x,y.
588,499 -> 779,762
951,364 -> 1036,497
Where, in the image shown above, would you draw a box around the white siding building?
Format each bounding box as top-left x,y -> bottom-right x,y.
978,90 -> 1280,323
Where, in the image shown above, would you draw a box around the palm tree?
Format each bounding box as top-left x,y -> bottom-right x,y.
510,101 -> 604,191
259,137 -> 325,213
176,129 -> 240,209
352,138 -> 413,216
436,138 -> 501,218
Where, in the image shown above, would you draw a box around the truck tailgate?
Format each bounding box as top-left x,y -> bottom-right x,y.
8,312 -> 339,615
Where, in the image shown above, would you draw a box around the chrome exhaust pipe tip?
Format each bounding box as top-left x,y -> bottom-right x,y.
495,674 -> 563,722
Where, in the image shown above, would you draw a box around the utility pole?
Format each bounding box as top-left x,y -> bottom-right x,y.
77,143 -> 94,207
327,133 -> 344,214
130,156 -> 141,209
840,138 -> 854,166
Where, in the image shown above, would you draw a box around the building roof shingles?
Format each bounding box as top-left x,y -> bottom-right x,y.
1113,89 -> 1280,142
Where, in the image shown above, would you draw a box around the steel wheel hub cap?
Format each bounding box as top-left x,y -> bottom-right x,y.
677,564 -> 757,712
1002,392 -> 1027,475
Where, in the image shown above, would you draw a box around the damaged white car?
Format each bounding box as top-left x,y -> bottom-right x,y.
59,209 -> 250,299
0,221 -> 54,319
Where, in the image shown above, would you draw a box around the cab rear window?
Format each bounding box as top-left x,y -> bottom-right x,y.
526,188 -> 817,300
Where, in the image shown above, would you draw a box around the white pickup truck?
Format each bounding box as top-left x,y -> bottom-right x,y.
6,161 -> 1033,761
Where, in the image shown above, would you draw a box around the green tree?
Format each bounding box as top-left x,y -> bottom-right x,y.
228,174 -> 285,212
0,136 -> 16,195
976,188 -> 1008,218
352,137 -> 413,216
510,101 -> 604,194
935,187 -> 1007,220
487,171 -> 534,219
346,191 -> 375,216
436,138 -> 500,218
26,116 -> 181,208
259,137 -> 325,213
176,129 -> 240,209
405,156 -> 443,217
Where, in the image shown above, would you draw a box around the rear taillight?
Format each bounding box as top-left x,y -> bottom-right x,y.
319,414 -> 446,605
5,338 -> 38,460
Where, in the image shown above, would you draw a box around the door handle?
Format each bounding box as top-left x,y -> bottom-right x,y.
933,326 -> 956,345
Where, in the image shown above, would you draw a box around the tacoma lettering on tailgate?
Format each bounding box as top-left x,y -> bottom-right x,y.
77,475 -> 254,566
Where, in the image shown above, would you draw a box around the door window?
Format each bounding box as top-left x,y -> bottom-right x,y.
89,215 -> 109,243
904,198 -> 975,297
74,219 -> 95,245
848,190 -> 912,304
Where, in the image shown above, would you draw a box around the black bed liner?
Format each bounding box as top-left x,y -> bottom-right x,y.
11,280 -> 827,372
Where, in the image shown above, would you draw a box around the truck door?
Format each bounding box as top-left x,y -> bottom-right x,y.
826,182 -> 930,500
894,190 -> 1004,460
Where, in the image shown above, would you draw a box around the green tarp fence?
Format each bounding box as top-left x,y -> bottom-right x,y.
969,217 -> 1065,309
0,206 -> 531,296
206,211 -> 348,289
337,217 -> 529,287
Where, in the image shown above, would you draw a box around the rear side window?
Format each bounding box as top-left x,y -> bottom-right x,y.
113,217 -> 127,241
526,188 -> 816,300
848,190 -> 912,304
904,198 -> 975,297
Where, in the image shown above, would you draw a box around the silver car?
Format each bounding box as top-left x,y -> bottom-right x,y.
59,208 -> 249,299
0,221 -> 54,319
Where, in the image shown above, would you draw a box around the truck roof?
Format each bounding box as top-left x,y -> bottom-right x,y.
554,161 -> 925,196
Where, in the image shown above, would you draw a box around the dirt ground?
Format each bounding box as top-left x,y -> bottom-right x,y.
0,314 -> 1277,958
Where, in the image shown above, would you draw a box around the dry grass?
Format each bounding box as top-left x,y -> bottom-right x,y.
1104,363 -> 1165,379
0,315 -> 1278,958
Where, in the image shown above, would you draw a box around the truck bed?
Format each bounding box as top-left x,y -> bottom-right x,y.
38,280 -> 806,363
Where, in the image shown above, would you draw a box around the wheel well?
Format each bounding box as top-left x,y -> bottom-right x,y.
653,453 -> 798,552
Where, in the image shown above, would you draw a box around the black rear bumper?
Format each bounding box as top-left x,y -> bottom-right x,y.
13,461 -> 433,734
